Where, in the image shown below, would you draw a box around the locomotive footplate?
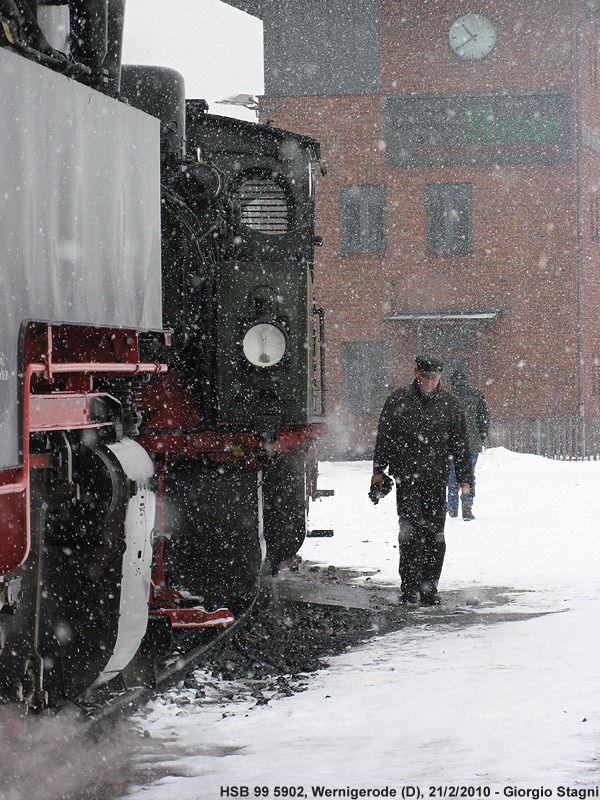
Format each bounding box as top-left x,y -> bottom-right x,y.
150,588 -> 235,629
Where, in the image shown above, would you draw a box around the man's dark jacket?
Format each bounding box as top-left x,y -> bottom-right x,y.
373,380 -> 473,531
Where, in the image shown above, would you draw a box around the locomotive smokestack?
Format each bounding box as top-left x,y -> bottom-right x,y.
120,65 -> 186,164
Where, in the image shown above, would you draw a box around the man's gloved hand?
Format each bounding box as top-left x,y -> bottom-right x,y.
369,473 -> 394,504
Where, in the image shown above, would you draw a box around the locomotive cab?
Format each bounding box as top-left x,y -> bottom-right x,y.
184,108 -> 322,440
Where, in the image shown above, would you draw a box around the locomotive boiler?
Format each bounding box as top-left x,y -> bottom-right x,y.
0,0 -> 327,710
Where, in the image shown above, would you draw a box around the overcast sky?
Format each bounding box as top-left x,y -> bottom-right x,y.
122,0 -> 264,120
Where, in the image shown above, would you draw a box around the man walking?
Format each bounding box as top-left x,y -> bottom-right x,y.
371,355 -> 472,607
447,369 -> 490,521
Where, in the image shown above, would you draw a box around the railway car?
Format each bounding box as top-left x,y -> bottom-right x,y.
0,0 -> 168,707
0,0 -> 327,710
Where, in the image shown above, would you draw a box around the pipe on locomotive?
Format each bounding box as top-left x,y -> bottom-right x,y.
119,66 -> 224,201
3,0 -> 126,94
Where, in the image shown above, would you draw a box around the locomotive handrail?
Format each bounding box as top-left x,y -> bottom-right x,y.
0,359 -> 167,576
21,357 -> 168,469
312,306 -> 327,417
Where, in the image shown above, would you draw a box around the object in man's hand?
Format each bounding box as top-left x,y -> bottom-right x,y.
368,473 -> 394,504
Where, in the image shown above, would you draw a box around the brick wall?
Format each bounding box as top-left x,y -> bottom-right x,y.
258,0 -> 600,456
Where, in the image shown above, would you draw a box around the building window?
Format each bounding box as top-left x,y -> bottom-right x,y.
341,185 -> 386,253
591,196 -> 600,242
426,183 -> 472,254
426,325 -> 473,352
342,341 -> 388,412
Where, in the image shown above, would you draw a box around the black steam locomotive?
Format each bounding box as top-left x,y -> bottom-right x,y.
0,0 -> 326,709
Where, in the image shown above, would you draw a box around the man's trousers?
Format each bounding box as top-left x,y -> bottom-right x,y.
397,516 -> 446,597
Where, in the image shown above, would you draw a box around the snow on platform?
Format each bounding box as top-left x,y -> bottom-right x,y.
129,448 -> 600,797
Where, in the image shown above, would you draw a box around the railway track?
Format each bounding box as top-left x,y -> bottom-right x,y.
87,558 -> 555,729
78,562 -> 385,730
6,557 -> 553,734
79,583 -> 267,735
0,560 -> 564,800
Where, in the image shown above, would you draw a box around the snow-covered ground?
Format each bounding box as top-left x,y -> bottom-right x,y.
126,448 -> 600,798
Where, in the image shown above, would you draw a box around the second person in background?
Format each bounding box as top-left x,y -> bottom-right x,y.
447,369 -> 490,521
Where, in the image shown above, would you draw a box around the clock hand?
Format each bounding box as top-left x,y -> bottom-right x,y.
455,29 -> 479,52
456,35 -> 477,51
460,22 -> 476,39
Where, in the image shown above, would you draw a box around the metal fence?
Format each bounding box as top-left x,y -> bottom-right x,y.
488,416 -> 600,460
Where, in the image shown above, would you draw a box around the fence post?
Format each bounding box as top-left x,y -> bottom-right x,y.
488,416 -> 600,460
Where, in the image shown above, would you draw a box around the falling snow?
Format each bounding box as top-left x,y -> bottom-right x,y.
122,448 -> 600,798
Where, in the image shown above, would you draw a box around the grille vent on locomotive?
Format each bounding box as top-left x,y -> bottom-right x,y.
234,175 -> 291,235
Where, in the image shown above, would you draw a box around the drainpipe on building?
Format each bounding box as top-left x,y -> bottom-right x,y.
576,5 -> 600,457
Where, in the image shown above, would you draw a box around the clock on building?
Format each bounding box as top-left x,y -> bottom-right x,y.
448,13 -> 497,61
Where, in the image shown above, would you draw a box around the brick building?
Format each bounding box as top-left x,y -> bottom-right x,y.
225,0 -> 600,457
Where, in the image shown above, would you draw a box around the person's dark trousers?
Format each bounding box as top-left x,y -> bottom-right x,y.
398,517 -> 446,599
447,452 -> 479,514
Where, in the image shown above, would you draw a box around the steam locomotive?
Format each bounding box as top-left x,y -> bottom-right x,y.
0,0 -> 326,709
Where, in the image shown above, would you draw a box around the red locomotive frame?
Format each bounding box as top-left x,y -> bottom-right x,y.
0,322 -> 167,577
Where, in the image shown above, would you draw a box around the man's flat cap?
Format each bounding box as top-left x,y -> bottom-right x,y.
415,354 -> 443,376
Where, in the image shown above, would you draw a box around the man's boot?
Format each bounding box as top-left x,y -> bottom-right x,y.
462,503 -> 474,521
401,589 -> 419,607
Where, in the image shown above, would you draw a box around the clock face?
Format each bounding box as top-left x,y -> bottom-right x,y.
448,13 -> 497,61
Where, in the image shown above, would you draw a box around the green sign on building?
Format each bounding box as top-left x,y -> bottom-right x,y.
384,90 -> 572,166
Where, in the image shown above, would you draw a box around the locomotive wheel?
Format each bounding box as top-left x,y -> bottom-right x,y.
262,455 -> 308,571
38,564 -> 116,699
0,433 -> 133,706
37,438 -> 131,699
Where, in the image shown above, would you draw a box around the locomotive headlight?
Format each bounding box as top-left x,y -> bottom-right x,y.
242,323 -> 286,368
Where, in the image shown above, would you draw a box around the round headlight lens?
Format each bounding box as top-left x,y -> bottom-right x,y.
242,323 -> 286,368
